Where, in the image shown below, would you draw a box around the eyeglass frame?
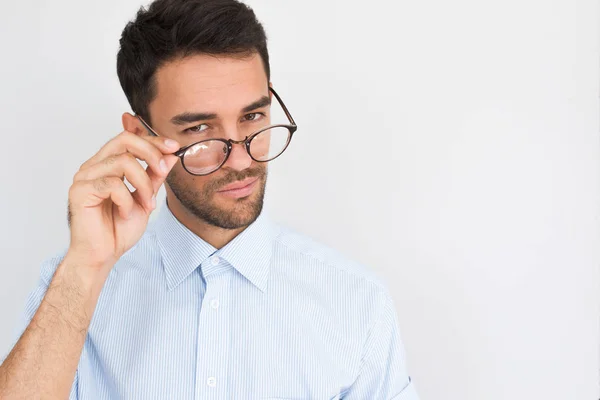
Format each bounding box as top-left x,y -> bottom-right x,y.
135,86 -> 298,176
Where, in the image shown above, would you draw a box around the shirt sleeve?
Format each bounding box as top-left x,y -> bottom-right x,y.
4,253 -> 79,400
344,291 -> 419,400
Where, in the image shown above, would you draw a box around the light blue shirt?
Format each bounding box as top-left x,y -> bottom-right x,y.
13,201 -> 418,399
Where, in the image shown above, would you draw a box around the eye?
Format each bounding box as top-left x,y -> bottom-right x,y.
185,124 -> 209,133
243,112 -> 265,122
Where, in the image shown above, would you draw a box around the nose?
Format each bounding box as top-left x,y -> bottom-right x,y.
222,133 -> 253,172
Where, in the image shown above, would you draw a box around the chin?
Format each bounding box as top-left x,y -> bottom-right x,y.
200,184 -> 265,230
168,172 -> 267,230
219,195 -> 263,222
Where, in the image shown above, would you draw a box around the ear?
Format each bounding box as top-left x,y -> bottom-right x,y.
122,112 -> 146,136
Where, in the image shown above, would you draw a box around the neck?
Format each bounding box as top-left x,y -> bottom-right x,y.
165,194 -> 247,250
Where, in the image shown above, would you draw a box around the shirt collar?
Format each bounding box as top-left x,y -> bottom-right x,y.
152,200 -> 278,292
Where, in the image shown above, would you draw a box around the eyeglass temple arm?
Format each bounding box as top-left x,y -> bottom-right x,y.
136,115 -> 160,137
269,87 -> 297,127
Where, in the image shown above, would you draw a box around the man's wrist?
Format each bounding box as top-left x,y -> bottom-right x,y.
53,252 -> 113,308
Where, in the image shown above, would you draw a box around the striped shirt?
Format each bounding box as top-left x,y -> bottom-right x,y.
12,201 -> 418,399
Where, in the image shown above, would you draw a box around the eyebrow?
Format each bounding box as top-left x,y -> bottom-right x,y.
242,95 -> 271,113
170,95 -> 272,126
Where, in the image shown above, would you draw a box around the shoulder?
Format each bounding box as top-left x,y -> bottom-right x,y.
270,224 -> 400,358
273,224 -> 392,300
274,224 -> 386,286
38,227 -> 160,284
38,248 -> 68,285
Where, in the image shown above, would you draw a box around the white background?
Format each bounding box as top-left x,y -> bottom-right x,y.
0,1 -> 598,399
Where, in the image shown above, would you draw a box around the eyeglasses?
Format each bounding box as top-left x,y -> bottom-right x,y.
136,87 -> 298,176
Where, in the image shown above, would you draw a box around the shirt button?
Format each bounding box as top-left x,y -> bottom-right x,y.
210,299 -> 220,309
207,377 -> 216,387
210,256 -> 220,266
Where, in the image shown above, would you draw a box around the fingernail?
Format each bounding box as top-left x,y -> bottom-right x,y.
152,195 -> 157,209
160,158 -> 168,173
165,139 -> 178,148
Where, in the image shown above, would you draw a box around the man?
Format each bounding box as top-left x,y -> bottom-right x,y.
0,0 -> 418,398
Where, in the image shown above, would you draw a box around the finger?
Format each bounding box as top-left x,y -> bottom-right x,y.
80,131 -> 180,176
69,177 -> 136,220
73,153 -> 155,211
146,155 -> 179,194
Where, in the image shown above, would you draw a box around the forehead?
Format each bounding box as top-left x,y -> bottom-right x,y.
149,53 -> 268,120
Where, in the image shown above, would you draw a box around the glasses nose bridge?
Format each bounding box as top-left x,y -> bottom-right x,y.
226,136 -> 251,148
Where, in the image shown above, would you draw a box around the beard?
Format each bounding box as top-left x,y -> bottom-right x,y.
166,164 -> 267,230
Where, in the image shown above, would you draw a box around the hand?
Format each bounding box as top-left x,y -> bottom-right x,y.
66,130 -> 180,274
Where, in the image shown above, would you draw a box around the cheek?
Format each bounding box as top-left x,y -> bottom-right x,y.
167,164 -> 210,189
197,172 -> 227,193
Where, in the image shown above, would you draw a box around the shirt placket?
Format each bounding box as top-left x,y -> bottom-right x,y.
195,254 -> 231,400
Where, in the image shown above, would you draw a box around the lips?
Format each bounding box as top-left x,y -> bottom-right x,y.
217,177 -> 259,192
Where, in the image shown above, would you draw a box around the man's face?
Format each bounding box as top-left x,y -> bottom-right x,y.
147,53 -> 270,229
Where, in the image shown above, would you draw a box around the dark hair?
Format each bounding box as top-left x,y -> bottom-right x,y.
116,0 -> 269,122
